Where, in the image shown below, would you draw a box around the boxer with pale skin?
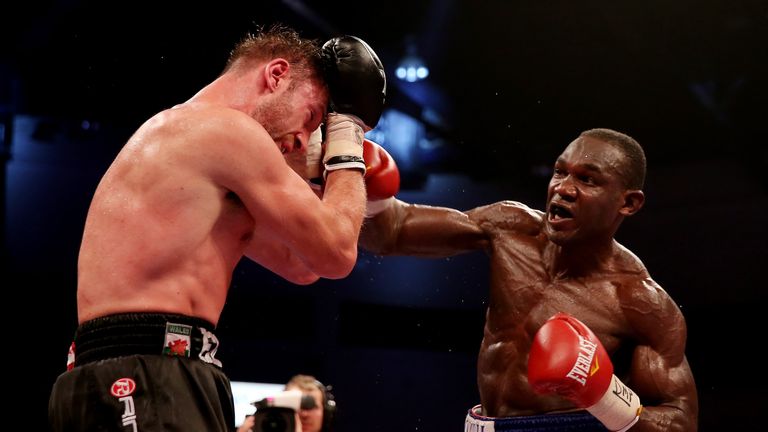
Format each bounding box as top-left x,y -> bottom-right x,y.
49,26 -> 386,431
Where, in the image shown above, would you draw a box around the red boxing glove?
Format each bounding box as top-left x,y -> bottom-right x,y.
528,313 -> 642,431
363,139 -> 400,217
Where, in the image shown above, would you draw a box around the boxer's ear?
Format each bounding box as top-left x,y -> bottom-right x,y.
619,190 -> 644,216
264,58 -> 290,92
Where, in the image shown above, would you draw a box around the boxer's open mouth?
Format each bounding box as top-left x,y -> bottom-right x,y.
548,203 -> 573,220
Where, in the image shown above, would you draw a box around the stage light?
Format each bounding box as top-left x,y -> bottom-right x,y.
396,40 -> 429,83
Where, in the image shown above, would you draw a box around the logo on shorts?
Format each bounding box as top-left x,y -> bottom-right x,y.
198,327 -> 222,367
111,378 -> 136,397
163,322 -> 192,357
111,378 -> 139,431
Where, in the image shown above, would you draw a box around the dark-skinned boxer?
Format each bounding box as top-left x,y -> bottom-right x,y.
360,129 -> 698,431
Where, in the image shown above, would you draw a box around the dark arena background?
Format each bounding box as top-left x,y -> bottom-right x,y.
3,1 -> 766,430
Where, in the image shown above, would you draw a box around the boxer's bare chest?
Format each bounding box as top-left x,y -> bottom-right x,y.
484,233 -> 625,351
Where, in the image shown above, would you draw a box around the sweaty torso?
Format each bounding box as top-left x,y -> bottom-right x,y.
471,202 -> 647,417
77,106 -> 255,325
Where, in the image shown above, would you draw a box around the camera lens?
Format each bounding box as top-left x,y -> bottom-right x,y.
260,411 -> 287,432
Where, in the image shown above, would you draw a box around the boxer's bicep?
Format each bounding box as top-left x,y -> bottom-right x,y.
625,285 -> 699,429
629,344 -> 698,429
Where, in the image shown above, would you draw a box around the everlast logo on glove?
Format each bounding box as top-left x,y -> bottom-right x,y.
565,335 -> 598,385
529,313 -> 643,431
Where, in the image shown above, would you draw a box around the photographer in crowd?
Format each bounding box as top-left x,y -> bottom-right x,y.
239,375 -> 336,432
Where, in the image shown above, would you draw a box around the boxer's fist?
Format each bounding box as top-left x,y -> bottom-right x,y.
528,313 -> 642,431
364,139 -> 399,200
322,35 -> 386,130
321,35 -> 386,176
528,313 -> 613,406
363,139 -> 399,217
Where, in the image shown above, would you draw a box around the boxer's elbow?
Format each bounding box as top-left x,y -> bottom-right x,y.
307,241 -> 358,280
290,272 -> 321,286
327,243 -> 359,279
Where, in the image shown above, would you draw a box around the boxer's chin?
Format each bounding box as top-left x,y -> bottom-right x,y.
544,223 -> 575,246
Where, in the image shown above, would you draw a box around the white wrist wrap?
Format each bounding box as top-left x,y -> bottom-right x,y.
323,113 -> 365,174
587,375 -> 642,431
286,126 -> 323,181
365,197 -> 395,218
305,126 -> 324,180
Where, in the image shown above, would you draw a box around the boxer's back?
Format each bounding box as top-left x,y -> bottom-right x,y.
77,106 -> 255,325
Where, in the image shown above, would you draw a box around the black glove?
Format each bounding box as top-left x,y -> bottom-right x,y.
322,35 -> 386,130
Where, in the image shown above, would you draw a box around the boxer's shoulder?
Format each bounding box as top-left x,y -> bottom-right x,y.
616,276 -> 686,345
134,104 -> 271,152
469,200 -> 543,236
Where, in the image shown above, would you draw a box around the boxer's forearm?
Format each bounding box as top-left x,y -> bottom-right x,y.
361,200 -> 487,257
632,404 -> 697,432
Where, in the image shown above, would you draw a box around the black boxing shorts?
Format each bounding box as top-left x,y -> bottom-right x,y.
465,404 -> 609,432
49,313 -> 234,432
